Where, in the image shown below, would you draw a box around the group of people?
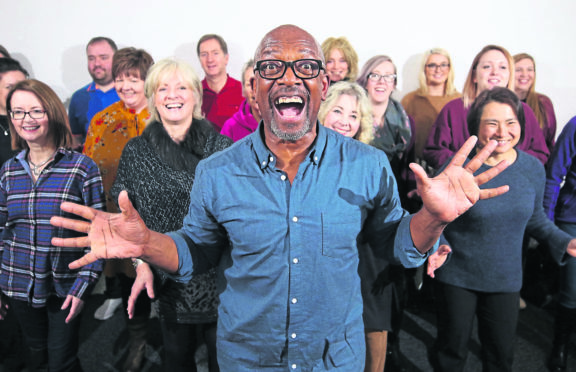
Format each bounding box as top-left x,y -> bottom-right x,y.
0,24 -> 575,372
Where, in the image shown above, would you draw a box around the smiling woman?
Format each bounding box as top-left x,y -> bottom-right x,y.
82,46 -> 155,372
111,58 -> 232,372
1,79 -> 104,372
513,53 -> 557,153
423,45 -> 550,170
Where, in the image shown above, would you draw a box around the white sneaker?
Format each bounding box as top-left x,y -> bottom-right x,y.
94,298 -> 123,320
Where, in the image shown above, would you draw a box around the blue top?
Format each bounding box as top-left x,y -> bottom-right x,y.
68,82 -> 119,139
168,124 -> 433,371
544,116 -> 576,224
0,148 -> 104,306
436,150 -> 571,293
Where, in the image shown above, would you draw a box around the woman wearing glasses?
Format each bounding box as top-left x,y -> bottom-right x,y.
423,45 -> 549,170
402,48 -> 461,173
356,55 -> 412,372
357,56 -> 412,181
0,79 -> 104,372
514,53 -> 557,153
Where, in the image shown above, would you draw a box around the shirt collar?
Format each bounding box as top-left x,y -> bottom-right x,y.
251,121 -> 327,170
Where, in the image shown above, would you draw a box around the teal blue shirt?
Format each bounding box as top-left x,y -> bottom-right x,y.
168,123 -> 432,371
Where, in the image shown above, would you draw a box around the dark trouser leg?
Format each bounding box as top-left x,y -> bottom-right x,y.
10,296 -> 83,372
160,320 -> 198,372
476,291 -> 518,372
203,322 -> 219,372
548,305 -> 576,371
119,273 -> 151,372
433,282 -> 477,372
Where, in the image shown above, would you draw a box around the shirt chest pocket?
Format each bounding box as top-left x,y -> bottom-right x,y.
321,213 -> 361,259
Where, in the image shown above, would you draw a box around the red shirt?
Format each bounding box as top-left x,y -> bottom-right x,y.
201,75 -> 243,130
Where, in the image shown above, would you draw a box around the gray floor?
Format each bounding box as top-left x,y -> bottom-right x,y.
2,279 -> 575,372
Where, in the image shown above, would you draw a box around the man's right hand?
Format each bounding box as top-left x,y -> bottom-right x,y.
51,190 -> 150,269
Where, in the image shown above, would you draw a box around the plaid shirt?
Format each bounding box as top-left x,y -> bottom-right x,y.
0,148 -> 104,307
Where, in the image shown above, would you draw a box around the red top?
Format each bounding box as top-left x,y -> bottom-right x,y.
201,75 -> 243,130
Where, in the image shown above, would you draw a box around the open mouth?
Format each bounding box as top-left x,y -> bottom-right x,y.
22,125 -> 40,131
274,96 -> 305,119
165,103 -> 183,110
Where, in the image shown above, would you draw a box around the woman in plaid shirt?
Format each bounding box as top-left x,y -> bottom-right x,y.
0,79 -> 105,372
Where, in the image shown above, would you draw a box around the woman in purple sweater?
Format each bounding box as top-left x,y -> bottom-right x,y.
423,45 -> 549,170
514,53 -> 557,153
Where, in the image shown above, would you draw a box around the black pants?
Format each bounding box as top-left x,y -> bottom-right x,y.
160,320 -> 218,372
9,296 -> 83,372
433,282 -> 519,372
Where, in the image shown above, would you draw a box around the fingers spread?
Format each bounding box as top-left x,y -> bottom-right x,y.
51,216 -> 91,234
450,136 -> 478,168
60,202 -> 97,221
69,253 -> 99,270
52,236 -> 90,249
479,185 -> 510,200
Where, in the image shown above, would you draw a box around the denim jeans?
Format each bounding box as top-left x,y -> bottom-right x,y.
9,296 -> 83,372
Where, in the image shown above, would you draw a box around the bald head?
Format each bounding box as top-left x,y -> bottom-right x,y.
254,25 -> 325,65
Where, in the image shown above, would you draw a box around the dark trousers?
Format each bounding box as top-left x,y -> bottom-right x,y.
433,282 -> 519,372
160,319 -> 218,372
9,296 -> 83,372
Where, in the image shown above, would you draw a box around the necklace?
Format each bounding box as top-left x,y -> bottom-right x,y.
28,150 -> 57,176
0,121 -> 7,136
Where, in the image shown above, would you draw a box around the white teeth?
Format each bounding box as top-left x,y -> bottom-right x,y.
276,97 -> 303,104
166,103 -> 183,109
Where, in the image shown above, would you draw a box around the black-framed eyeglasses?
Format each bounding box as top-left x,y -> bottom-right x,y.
425,63 -> 450,70
254,59 -> 324,80
367,73 -> 396,83
9,109 -> 47,120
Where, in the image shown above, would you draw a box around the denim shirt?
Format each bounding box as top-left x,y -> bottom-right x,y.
168,124 -> 431,371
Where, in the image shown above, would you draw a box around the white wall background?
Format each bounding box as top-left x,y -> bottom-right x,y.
2,0 -> 575,134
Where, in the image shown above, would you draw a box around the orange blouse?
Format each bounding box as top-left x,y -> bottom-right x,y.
83,101 -> 150,212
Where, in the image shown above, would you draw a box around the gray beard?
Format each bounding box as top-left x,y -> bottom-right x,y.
270,117 -> 313,141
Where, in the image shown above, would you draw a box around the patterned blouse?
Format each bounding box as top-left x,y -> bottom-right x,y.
83,101 -> 150,212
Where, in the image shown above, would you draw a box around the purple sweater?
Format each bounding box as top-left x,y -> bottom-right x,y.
220,100 -> 259,142
423,98 -> 549,169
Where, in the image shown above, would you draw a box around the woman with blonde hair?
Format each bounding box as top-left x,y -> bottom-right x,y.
318,81 -> 373,144
321,37 -> 359,83
402,48 -> 461,164
514,53 -> 556,152
117,58 -> 232,372
423,45 -> 549,170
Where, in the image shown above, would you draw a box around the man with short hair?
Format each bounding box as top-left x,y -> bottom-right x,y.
197,34 -> 243,130
53,25 -> 510,371
68,37 -> 119,149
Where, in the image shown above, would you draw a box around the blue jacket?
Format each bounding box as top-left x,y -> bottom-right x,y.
544,116 -> 576,223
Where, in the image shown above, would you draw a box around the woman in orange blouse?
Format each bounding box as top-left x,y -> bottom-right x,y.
83,47 -> 154,372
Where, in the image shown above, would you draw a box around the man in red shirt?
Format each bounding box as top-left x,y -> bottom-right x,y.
197,34 -> 243,130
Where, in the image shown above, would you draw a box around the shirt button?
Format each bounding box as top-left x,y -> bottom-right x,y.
293,258 -> 299,264
262,161 -> 266,166
292,216 -> 298,222
269,156 -> 274,162
291,333 -> 297,339
281,175 -> 286,181
291,298 -> 298,304
291,364 -> 297,369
